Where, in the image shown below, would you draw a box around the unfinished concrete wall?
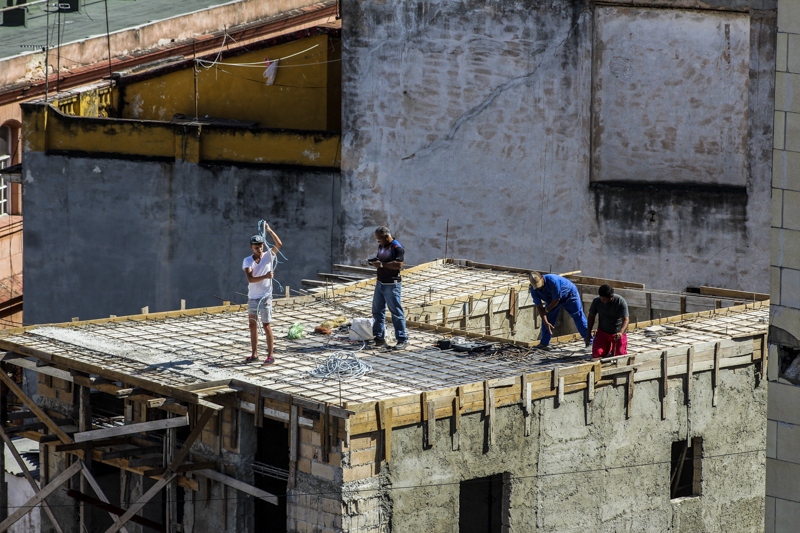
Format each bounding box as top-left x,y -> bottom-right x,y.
767,0 -> 800,530
378,366 -> 765,532
22,153 -> 339,324
339,0 -> 775,293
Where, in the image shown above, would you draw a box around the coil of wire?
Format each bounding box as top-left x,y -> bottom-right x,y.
308,351 -> 372,380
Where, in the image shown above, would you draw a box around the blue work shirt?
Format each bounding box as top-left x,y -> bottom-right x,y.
530,274 -> 578,307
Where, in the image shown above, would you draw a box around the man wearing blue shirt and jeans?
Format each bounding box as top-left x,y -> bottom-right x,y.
529,271 -> 590,349
368,226 -> 408,350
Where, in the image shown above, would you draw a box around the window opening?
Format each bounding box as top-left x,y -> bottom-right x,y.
255,417 -> 289,531
459,473 -> 503,533
778,346 -> 800,384
670,437 -> 702,499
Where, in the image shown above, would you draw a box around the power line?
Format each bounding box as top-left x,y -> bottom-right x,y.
0,447 -> 766,509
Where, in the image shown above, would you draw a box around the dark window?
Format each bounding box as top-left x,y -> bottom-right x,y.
670,437 -> 702,499
778,346 -> 800,384
255,417 -> 289,531
459,474 -> 503,533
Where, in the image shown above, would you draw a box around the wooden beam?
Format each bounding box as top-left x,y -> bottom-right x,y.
0,369 -> 75,446
100,446 -> 162,460
699,286 -> 769,301
626,370 -> 635,419
712,342 -> 721,407
0,425 -> 65,533
661,350 -> 669,420
168,408 -> 215,472
55,437 -> 131,452
0,460 -> 82,532
195,469 -> 278,505
686,347 -> 694,407
487,388 -> 496,449
102,473 -> 176,533
426,400 -> 436,448
80,461 -> 131,533
3,356 -> 73,381
67,490 -> 163,532
75,415 -> 189,443
761,333 -> 768,380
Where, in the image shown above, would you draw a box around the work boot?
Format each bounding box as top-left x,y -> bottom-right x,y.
372,338 -> 386,347
535,344 -> 551,352
392,341 -> 408,351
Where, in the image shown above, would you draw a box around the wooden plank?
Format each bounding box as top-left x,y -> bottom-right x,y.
557,377 -> 565,405
195,469 -> 278,505
452,396 -> 460,451
75,416 -> 189,443
487,388 -> 496,449
3,356 -> 73,381
168,409 -> 215,473
288,404 -> 298,489
761,333 -> 768,379
687,347 -> 694,407
0,425 -> 65,533
661,351 -> 669,420
255,396 -> 264,428
712,342 -> 721,407
103,473 -> 176,533
626,370 -> 635,419
100,446 -> 162,461
55,437 -> 131,452
426,400 -> 436,448
0,460 -> 82,532
80,461 -> 131,533
699,286 -> 769,301
0,370 -> 75,446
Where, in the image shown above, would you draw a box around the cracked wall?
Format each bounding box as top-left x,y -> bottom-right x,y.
340,0 -> 775,293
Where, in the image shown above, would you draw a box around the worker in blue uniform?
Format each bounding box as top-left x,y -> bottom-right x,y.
528,271 -> 590,350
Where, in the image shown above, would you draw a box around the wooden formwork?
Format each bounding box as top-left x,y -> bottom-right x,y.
0,260 -> 769,532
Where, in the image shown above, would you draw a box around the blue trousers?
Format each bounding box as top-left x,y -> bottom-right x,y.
540,292 -> 588,346
372,281 -> 408,342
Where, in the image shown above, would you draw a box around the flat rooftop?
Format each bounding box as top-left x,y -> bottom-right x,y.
0,260 -> 769,406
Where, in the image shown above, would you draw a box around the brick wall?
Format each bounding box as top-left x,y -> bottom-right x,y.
768,2 -> 800,531
288,429 -> 386,533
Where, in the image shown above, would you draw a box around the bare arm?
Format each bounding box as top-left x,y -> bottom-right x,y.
586,312 -> 596,340
615,316 -> 630,340
545,298 -> 561,313
244,267 -> 274,283
265,224 -> 282,254
537,305 -> 554,334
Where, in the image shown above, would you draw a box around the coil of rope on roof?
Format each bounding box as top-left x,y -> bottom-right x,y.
308,351 -> 372,380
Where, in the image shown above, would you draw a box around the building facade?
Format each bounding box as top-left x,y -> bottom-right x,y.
767,0 -> 800,530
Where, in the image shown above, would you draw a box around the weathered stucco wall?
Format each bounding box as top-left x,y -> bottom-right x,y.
22,153 -> 339,324
382,366 -> 766,532
339,0 -> 775,293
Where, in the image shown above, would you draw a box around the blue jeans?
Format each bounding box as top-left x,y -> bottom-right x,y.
372,281 -> 408,342
540,292 -> 588,346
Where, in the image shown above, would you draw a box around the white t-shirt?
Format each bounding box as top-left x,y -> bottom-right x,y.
243,249 -> 275,300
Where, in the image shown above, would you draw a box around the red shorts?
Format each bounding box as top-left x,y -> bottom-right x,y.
592,329 -> 627,359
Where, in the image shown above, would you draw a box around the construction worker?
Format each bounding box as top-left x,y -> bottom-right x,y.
243,224 -> 282,364
368,226 -> 408,350
529,271 -> 589,350
586,284 -> 630,359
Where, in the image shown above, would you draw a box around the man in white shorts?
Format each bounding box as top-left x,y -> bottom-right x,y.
243,224 -> 282,364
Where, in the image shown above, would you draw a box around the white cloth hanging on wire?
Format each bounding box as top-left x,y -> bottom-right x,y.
263,58 -> 280,85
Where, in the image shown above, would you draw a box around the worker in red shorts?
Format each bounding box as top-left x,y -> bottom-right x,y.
586,284 -> 630,359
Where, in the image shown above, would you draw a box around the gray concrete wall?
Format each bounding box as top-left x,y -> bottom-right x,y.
381,366 -> 766,532
767,0 -> 800,530
339,0 -> 776,293
22,153 -> 339,324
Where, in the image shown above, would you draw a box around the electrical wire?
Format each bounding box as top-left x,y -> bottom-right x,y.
0,448 -> 767,509
307,351 -> 372,380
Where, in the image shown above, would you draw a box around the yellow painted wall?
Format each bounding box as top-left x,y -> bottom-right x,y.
118,34 -> 340,131
22,104 -> 341,168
